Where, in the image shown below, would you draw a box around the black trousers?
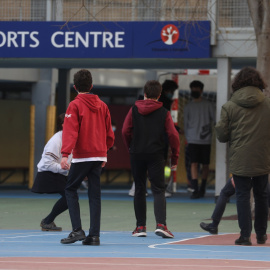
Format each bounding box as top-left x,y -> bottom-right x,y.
233,174 -> 268,238
65,161 -> 102,236
130,157 -> 166,226
211,178 -> 235,223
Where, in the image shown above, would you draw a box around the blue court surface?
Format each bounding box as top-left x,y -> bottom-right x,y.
1,230 -> 270,262
1,188 -> 270,269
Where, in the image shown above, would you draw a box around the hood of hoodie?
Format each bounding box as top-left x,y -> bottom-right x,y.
230,86 -> 265,108
135,99 -> 163,115
75,93 -> 101,112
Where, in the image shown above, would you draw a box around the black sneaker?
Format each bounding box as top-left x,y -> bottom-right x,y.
82,235 -> 100,246
235,236 -> 252,246
132,226 -> 147,237
257,234 -> 267,244
40,219 -> 62,231
200,222 -> 218,235
155,224 -> 174,238
60,230 -> 86,244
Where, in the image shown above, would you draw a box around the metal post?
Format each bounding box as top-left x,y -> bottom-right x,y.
215,58 -> 231,197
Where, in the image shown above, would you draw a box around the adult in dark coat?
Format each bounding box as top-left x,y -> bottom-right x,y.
215,67 -> 270,246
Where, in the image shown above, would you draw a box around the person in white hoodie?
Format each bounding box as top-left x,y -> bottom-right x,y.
31,113 -> 72,231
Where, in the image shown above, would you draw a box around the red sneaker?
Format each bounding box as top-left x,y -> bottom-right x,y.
132,226 -> 147,237
155,224 -> 174,238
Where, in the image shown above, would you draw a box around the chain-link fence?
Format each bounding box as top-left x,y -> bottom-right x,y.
0,0 -> 253,29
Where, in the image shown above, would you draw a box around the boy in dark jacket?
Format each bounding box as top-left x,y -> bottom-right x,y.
122,80 -> 180,238
60,69 -> 115,245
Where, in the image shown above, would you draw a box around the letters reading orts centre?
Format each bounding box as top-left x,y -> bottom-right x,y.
0,21 -> 210,58
0,31 -> 125,48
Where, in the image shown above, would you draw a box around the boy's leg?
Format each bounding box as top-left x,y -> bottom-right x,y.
44,191 -> 68,223
189,144 -> 200,198
185,144 -> 193,191
130,158 -> 148,226
148,158 -> 166,225
65,162 -> 89,231
199,144 -> 211,197
87,161 -> 103,237
211,178 -> 235,224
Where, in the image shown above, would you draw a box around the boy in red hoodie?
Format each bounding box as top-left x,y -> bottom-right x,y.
122,80 -> 180,238
60,69 -> 114,245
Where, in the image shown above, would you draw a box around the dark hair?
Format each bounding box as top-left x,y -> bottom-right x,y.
73,69 -> 93,92
231,67 -> 267,92
57,113 -> 65,131
144,80 -> 162,99
162,80 -> 178,91
190,80 -> 204,90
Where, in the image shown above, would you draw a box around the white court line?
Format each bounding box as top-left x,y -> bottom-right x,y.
148,234 -> 270,254
1,233 -> 66,239
0,260 -> 270,269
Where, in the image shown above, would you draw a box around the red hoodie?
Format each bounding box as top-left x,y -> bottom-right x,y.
61,93 -> 115,159
122,99 -> 180,165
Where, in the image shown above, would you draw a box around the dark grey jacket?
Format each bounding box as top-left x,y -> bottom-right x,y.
215,86 -> 270,176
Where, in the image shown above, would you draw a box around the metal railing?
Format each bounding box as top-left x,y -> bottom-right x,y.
0,0 -> 252,28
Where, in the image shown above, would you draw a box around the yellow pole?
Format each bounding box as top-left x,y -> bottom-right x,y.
45,105 -> 56,143
28,105 -> 35,189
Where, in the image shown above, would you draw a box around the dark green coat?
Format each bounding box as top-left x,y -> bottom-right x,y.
215,86 -> 270,176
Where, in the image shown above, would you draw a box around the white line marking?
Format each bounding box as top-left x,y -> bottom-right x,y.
2,233 -> 66,239
148,233 -> 270,254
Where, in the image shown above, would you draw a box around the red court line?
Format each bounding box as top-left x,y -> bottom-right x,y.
172,233 -> 270,246
0,257 -> 270,270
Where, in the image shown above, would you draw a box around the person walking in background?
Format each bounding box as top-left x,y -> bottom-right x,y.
122,80 -> 180,238
31,113 -> 72,231
60,69 -> 115,245
159,79 -> 178,111
184,80 -> 215,199
215,67 -> 270,246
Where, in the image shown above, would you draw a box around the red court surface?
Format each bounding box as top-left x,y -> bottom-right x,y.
173,233 -> 270,247
1,257 -> 270,270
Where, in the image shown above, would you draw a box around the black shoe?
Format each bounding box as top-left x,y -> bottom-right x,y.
60,230 -> 86,244
190,192 -> 200,199
40,219 -> 62,231
200,222 -> 218,235
82,235 -> 100,246
235,236 -> 252,246
257,234 -> 267,244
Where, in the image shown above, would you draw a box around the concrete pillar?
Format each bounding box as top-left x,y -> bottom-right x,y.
215,58 -> 231,196
31,69 -> 55,176
57,69 -> 71,116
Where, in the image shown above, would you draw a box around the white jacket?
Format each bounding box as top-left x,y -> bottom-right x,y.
37,131 -> 72,176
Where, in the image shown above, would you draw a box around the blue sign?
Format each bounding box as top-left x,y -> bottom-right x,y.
0,21 -> 210,58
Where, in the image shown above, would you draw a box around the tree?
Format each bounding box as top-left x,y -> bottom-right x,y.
247,0 -> 270,95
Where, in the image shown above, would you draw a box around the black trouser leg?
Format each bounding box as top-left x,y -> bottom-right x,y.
87,162 -> 102,237
211,179 -> 235,224
131,158 -> 147,226
148,159 -> 166,225
233,175 -> 252,238
44,191 -> 68,223
253,174 -> 268,237
65,162 -> 92,231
